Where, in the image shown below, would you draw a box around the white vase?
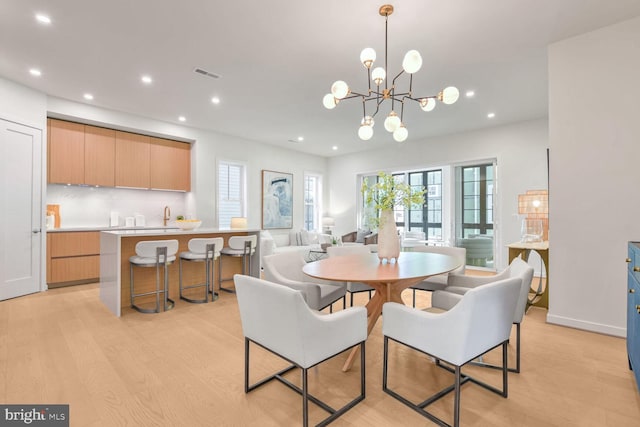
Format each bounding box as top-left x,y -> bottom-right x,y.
377,209 -> 400,262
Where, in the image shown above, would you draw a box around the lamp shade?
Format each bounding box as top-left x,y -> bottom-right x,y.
331,80 -> 349,99
230,217 -> 247,229
402,50 -> 423,74
440,86 -> 460,105
358,124 -> 373,140
360,47 -> 376,68
384,111 -> 401,132
322,217 -> 335,227
517,190 -> 548,215
322,93 -> 337,109
371,67 -> 386,85
420,98 -> 436,112
393,124 -> 408,142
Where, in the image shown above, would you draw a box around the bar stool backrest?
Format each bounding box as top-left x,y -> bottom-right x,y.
228,235 -> 257,252
135,240 -> 179,259
188,237 -> 224,256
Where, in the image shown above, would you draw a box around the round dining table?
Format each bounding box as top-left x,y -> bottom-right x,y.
303,251 -> 461,371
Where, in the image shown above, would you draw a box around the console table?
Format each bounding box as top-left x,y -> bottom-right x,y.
507,241 -> 549,309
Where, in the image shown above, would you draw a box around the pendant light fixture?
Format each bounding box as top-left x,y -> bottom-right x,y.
322,4 -> 459,142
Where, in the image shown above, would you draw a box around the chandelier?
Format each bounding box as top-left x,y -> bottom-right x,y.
322,4 -> 459,142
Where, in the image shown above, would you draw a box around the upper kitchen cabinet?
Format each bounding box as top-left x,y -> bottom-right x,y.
149,137 -> 191,191
115,131 -> 150,188
85,125 -> 115,187
48,119 -> 85,184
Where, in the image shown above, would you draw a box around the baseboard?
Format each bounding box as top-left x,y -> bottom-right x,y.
546,313 -> 626,338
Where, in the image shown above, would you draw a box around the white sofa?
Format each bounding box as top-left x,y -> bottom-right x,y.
260,230 -> 332,266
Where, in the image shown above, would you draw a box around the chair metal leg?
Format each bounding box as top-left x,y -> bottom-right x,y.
469,323 -> 521,373
383,336 -> 509,427
244,338 -> 365,426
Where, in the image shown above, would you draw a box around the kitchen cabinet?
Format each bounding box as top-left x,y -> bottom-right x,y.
627,242 -> 640,391
47,118 -> 191,191
115,131 -> 151,188
47,231 -> 100,286
85,125 -> 115,186
150,137 -> 191,191
48,119 -> 85,184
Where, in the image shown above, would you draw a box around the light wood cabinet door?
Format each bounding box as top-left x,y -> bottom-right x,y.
48,119 -> 85,184
115,131 -> 150,188
47,232 -> 101,284
85,125 -> 115,187
50,256 -> 100,283
49,231 -> 100,257
149,137 -> 191,191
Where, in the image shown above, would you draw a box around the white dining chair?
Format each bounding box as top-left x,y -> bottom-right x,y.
432,257 -> 535,373
234,274 -> 367,427
382,277 -> 521,427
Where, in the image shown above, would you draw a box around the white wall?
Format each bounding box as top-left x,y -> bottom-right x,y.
0,76 -> 47,128
548,16 -> 640,337
327,119 -> 549,271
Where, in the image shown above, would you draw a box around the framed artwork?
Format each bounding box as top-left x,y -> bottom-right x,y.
262,170 -> 293,229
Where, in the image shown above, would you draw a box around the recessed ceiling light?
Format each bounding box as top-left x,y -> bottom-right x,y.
297,136 -> 304,142
29,68 -> 42,77
487,112 -> 495,118
465,90 -> 475,98
35,14 -> 51,24
83,93 -> 94,100
332,146 -> 338,151
141,75 -> 152,84
211,96 -> 220,104
178,116 -> 186,122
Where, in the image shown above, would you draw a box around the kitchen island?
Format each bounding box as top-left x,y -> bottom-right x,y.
100,228 -> 260,316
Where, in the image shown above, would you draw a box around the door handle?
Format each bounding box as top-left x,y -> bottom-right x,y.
32,228 -> 41,234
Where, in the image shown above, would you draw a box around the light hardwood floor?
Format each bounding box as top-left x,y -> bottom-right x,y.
1,280 -> 639,426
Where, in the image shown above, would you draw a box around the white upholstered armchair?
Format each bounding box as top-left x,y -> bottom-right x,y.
408,245 -> 466,307
234,274 -> 367,427
382,277 -> 521,427
262,252 -> 346,312
432,257 -> 535,372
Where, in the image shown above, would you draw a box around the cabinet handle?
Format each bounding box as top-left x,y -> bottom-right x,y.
632,289 -> 637,293
634,267 -> 640,272
627,258 -> 632,263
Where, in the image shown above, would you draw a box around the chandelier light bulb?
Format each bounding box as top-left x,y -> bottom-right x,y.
393,124 -> 408,142
384,111 -> 401,133
358,124 -> 374,140
323,93 -> 337,109
440,86 -> 460,105
402,50 -> 423,74
419,98 -> 436,112
371,67 -> 386,86
331,80 -> 349,99
360,48 -> 376,68
361,115 -> 375,127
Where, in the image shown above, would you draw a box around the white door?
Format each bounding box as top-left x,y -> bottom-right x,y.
0,118 -> 43,300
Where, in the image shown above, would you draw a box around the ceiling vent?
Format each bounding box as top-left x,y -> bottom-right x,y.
193,68 -> 221,79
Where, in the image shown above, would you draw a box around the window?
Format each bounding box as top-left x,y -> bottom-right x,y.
218,161 -> 246,228
460,164 -> 493,237
408,170 -> 443,240
360,169 -> 442,239
303,173 -> 323,231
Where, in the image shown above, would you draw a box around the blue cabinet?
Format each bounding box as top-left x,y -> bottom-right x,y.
627,242 -> 640,391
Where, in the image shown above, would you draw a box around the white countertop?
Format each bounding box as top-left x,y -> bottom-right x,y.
48,226 -> 178,233
101,227 -> 260,237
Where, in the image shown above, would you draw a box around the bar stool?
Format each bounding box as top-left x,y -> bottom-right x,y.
129,240 -> 179,313
218,235 -> 257,293
179,237 -> 223,303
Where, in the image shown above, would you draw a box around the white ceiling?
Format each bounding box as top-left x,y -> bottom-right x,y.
2,0 -> 640,157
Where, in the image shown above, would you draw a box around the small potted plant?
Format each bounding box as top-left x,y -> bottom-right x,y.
361,172 -> 425,261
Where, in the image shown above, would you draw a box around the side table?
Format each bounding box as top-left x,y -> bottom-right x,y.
507,241 -> 549,309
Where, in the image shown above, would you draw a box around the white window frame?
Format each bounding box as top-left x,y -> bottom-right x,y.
303,172 -> 323,232
217,159 -> 247,229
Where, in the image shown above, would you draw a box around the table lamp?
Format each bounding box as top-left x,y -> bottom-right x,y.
518,190 -> 548,242
230,217 -> 248,229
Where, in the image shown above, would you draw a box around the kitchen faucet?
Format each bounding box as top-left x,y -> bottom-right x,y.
163,206 -> 170,226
